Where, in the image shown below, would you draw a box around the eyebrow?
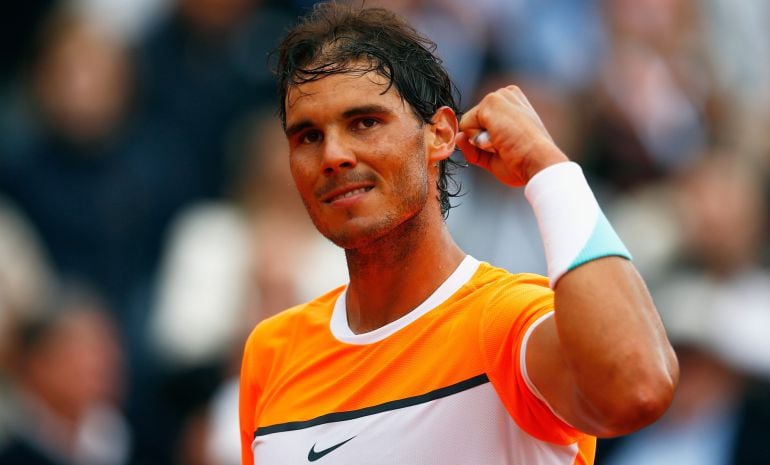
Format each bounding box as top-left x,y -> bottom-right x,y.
285,120 -> 313,138
285,104 -> 393,138
342,104 -> 392,119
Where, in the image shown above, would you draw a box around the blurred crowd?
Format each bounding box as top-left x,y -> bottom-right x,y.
1,0 -> 769,464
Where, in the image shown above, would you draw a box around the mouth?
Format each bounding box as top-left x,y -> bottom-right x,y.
321,185 -> 374,204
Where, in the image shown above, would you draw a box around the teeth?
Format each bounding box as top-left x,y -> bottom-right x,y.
331,187 -> 369,202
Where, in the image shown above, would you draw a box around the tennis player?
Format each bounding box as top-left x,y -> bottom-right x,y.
239,4 -> 678,464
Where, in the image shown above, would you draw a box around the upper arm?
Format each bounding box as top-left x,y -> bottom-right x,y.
525,314 -> 595,432
525,258 -> 678,437
479,274 -> 588,443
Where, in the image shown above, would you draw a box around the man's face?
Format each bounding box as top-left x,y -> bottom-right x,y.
284,70 -> 431,249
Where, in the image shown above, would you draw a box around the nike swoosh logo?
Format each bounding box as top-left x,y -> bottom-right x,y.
307,436 -> 356,462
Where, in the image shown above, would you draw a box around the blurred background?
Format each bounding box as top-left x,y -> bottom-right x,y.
1,0 -> 769,464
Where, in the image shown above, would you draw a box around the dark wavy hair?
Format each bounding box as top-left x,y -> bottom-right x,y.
272,2 -> 464,218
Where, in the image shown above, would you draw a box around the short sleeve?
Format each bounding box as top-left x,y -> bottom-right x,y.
479,273 -> 584,445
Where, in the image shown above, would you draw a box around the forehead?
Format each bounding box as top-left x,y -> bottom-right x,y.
285,70 -> 408,121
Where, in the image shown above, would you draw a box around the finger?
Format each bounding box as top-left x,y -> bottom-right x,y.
456,132 -> 492,169
455,132 -> 479,159
460,89 -> 514,134
458,104 -> 484,134
501,86 -> 541,121
502,85 -> 533,108
459,105 -> 495,156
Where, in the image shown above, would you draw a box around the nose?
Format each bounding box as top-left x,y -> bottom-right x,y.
321,132 -> 356,175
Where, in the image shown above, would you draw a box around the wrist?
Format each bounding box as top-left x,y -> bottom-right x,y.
523,144 -> 570,183
525,162 -> 632,287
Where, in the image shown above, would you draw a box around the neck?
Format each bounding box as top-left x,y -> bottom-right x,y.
344,207 -> 465,334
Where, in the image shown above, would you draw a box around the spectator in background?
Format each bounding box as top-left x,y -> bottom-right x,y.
484,0 -> 606,93
698,0 -> 770,159
0,15 -> 205,463
0,290 -> 130,465
582,0 -> 713,191
598,153 -> 770,464
136,0 -> 296,199
0,196 -> 54,345
0,196 -> 56,454
0,10 -> 196,354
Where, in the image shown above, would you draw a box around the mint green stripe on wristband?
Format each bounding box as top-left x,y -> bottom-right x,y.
568,210 -> 632,272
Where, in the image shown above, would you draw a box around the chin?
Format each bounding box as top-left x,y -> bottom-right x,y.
322,222 -> 393,250
309,183 -> 430,250
326,208 -> 429,252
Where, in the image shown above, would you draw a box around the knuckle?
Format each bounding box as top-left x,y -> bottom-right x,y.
476,107 -> 490,125
505,84 -> 521,93
480,93 -> 502,111
480,92 -> 496,106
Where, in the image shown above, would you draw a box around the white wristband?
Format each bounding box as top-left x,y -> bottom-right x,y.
524,162 -> 631,288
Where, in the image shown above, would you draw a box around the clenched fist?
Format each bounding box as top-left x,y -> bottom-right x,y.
456,85 -> 569,187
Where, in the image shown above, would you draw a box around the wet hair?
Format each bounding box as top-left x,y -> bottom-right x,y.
272,2 -> 464,217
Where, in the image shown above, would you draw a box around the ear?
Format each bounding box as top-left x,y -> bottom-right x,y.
426,106 -> 458,163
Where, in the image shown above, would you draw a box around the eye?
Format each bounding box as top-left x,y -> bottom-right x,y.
300,130 -> 323,145
355,118 -> 379,130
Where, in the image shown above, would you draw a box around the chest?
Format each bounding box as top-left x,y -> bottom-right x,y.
252,380 -> 537,465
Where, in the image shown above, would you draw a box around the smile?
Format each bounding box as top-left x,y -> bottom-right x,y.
326,186 -> 373,203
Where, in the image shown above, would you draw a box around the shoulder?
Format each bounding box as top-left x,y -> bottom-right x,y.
467,262 -> 552,307
464,263 -> 554,347
241,286 -> 346,391
243,285 -> 346,356
471,261 -> 549,287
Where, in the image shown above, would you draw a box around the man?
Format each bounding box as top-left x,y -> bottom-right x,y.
0,296 -> 130,465
239,4 -> 678,464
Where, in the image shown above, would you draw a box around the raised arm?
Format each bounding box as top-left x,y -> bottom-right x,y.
456,86 -> 678,437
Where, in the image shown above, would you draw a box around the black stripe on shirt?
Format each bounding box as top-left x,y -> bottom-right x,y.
254,373 -> 490,437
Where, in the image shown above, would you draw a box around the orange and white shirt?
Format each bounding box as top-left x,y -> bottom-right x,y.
239,256 -> 595,464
